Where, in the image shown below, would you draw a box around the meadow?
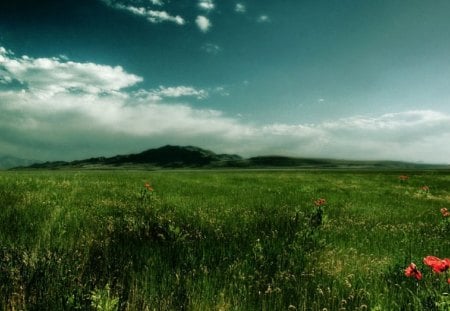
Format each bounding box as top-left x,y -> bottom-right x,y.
0,169 -> 449,310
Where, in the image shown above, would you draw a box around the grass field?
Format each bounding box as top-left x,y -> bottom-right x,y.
0,169 -> 449,310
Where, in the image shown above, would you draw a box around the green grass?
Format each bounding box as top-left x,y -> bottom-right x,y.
0,170 -> 449,310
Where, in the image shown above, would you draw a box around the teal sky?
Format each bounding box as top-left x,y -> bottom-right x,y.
1,0 -> 450,163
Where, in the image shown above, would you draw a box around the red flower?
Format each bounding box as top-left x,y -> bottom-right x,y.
314,198 -> 326,207
423,256 -> 450,273
399,175 -> 409,181
405,263 -> 422,280
144,182 -> 154,192
440,208 -> 450,217
421,185 -> 430,192
448,278 -> 450,285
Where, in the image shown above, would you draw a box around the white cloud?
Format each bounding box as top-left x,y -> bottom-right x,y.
152,10 -> 184,25
198,0 -> 214,11
196,16 -> 211,32
155,86 -> 207,99
213,86 -> 229,97
201,43 -> 221,54
322,110 -> 449,132
235,3 -> 246,13
1,46 -> 450,164
103,1 -> 185,25
257,15 -> 270,23
149,0 -> 163,6
0,47 -> 141,99
136,86 -> 208,100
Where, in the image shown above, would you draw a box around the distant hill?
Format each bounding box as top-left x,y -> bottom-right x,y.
25,145 -> 243,169
246,155 -> 450,170
0,155 -> 40,170
102,145 -> 242,167
12,145 -> 450,170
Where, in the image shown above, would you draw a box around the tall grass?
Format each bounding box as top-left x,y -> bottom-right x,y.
0,170 -> 449,310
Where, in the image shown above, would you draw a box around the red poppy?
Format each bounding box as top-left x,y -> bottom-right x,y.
440,208 -> 449,217
399,175 -> 409,181
421,185 -> 430,192
144,182 -> 154,191
314,198 -> 326,207
423,256 -> 450,273
405,263 -> 422,280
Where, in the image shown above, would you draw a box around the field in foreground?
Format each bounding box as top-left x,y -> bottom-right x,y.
0,170 -> 449,310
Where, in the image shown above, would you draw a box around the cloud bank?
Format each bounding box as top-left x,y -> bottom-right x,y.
1,47 -> 449,163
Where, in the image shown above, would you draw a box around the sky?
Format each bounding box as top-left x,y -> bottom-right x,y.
1,0 -> 450,163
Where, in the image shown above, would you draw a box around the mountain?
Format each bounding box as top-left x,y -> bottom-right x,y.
102,145 -> 240,166
245,156 -> 448,169
12,145 -> 450,170
25,145 -> 242,169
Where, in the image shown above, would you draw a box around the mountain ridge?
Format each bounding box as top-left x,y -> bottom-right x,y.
0,155 -> 41,170
23,145 -> 242,169
9,145 -> 450,170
